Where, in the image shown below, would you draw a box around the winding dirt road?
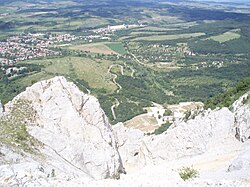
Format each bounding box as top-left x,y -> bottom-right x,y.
107,64 -> 124,120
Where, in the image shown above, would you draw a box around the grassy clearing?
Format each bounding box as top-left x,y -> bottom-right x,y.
132,33 -> 205,41
68,43 -> 118,55
14,71 -> 54,88
105,43 -> 126,55
22,57 -> 117,93
70,57 -> 116,92
165,22 -> 198,28
79,18 -> 109,28
135,26 -> 179,31
208,29 -> 241,43
171,76 -> 230,86
130,31 -> 167,35
0,99 -> 40,153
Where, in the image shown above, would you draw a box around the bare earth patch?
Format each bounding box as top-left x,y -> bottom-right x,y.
125,114 -> 159,133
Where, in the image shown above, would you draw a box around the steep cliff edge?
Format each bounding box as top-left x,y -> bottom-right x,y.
0,76 -> 249,187
0,76 -> 124,186
233,91 -> 250,142
112,91 -> 250,187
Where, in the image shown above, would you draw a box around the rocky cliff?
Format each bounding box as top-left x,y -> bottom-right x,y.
0,76 -> 124,186
0,76 -> 249,187
233,91 -> 250,142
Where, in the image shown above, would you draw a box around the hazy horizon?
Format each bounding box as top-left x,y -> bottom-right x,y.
193,0 -> 250,3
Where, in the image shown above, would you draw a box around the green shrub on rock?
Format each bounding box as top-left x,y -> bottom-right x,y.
178,166 -> 199,181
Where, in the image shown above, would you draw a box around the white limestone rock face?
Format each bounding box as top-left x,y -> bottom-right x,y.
228,141 -> 250,172
113,123 -> 153,170
4,76 -> 123,180
146,108 -> 234,160
233,91 -> 250,142
91,164 -> 185,187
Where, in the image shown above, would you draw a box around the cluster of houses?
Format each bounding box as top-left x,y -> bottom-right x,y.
0,33 -> 79,66
48,33 -> 81,43
135,43 -> 196,63
0,23 -> 142,67
0,29 -> 123,67
199,61 -> 224,69
149,102 -> 204,125
93,24 -> 142,34
93,24 -> 128,34
0,41 -> 61,65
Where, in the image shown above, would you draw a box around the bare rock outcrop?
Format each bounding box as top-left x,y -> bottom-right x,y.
113,123 -> 153,170
228,141 -> 250,172
2,76 -> 123,181
226,91 -> 250,177
1,76 -> 250,187
233,91 -> 250,142
146,108 -> 235,161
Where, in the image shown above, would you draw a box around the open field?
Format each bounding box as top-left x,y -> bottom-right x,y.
105,43 -> 126,55
68,42 -> 126,55
14,71 -> 54,88
61,18 -> 109,29
22,57 -> 118,93
135,26 -> 180,31
68,43 -> 119,55
132,33 -> 206,41
208,29 -> 241,43
164,22 -> 198,29
130,31 -> 168,35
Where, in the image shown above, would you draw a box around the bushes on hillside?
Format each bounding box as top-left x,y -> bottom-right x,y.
205,77 -> 250,109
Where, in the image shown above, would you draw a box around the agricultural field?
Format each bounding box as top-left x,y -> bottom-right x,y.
132,33 -> 206,41
208,29 -> 241,43
105,43 -> 126,55
68,43 -> 119,55
67,42 -> 126,55
135,27 -> 180,32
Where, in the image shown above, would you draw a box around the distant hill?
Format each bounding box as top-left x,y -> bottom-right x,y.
192,0 -> 250,4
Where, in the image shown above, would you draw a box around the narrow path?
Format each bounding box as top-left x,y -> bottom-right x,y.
130,52 -> 145,66
107,64 -> 123,93
124,62 -> 135,78
113,74 -> 122,93
129,52 -> 154,67
107,64 -> 124,120
107,64 -> 124,75
119,65 -> 124,75
111,98 -> 120,120
130,67 -> 135,77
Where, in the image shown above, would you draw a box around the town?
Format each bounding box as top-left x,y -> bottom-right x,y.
0,23 -> 138,67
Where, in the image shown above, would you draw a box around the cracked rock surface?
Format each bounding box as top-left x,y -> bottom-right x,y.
2,76 -> 123,183
1,76 -> 250,187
